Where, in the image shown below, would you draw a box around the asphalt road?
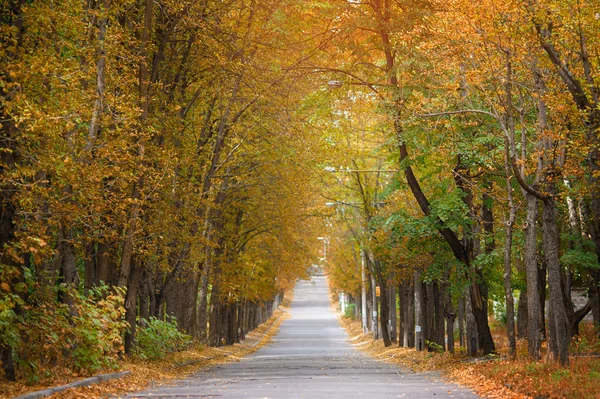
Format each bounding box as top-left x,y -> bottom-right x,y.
126,270 -> 480,399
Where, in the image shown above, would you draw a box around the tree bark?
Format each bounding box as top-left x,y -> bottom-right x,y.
388,274 -> 397,343
432,281 -> 445,350
376,263 -> 392,346
543,195 -> 570,365
124,261 -> 143,353
503,150 -> 517,359
458,297 -> 465,348
414,269 -> 425,351
398,280 -> 406,346
524,193 -> 541,359
517,288 -> 528,339
85,0 -> 107,151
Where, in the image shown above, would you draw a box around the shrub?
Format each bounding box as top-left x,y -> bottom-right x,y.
134,316 -> 192,360
16,284 -> 127,381
425,340 -> 444,353
70,285 -> 128,372
343,303 -> 356,319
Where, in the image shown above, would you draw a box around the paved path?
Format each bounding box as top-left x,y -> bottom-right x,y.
126,271 -> 479,399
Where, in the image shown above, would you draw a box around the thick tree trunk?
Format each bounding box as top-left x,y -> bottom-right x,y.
96,241 -> 113,285
458,297 -> 465,348
503,155 -> 517,359
543,196 -> 570,365
503,220 -> 517,359
524,193 -> 541,359
445,302 -> 455,353
425,283 -> 434,348
432,281 -> 445,349
165,269 -> 198,335
444,274 -> 455,353
591,272 -> 600,331
371,275 -> 378,339
399,279 -> 413,347
517,288 -> 528,339
466,293 -> 478,356
59,226 -> 80,317
0,0 -> 25,380
388,275 -> 397,343
124,262 -> 143,354
139,271 -> 150,324
398,281 -> 406,346
414,269 -> 425,351
86,0 -> 107,150
378,275 -> 392,346
366,279 -> 373,333
209,273 -> 222,346
539,262 -> 547,340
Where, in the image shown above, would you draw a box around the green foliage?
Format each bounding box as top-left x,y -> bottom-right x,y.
428,188 -> 471,232
425,340 -> 444,353
493,300 -> 508,326
343,303 -> 356,319
560,249 -> 599,270
134,317 -> 192,361
70,285 -> 128,372
0,264 -> 25,352
550,368 -> 570,381
16,285 -> 127,380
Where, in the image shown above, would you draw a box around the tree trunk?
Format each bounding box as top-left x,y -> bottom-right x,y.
425,283 -> 434,348
399,279 -> 412,347
433,281 -> 445,349
503,152 -> 517,359
86,0 -> 107,150
539,262 -> 547,341
466,292 -> 478,356
543,195 -> 570,366
60,226 -> 80,318
517,288 -> 528,339
444,274 -> 455,353
0,0 -> 25,380
377,266 -> 392,346
458,297 -> 465,348
414,269 -> 425,351
124,261 -> 143,354
524,193 -> 541,359
388,274 -> 397,344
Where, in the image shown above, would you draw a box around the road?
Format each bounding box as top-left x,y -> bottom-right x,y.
126,270 -> 480,398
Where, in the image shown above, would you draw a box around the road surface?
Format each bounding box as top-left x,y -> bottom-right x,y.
126,270 -> 479,398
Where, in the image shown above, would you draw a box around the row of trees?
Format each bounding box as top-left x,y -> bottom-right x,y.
321,0 -> 599,367
1,0 -> 598,382
0,0 -> 328,381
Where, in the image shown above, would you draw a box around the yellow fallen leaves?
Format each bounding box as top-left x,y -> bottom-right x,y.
338,317 -> 528,399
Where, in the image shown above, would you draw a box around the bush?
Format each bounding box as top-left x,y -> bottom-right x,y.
70,285 -> 128,372
343,303 -> 356,319
425,340 -> 444,353
134,316 -> 192,360
16,284 -> 127,381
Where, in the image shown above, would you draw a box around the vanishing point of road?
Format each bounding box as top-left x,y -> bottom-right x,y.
127,270 -> 480,398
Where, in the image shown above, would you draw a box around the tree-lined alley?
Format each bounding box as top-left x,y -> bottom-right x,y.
0,0 -> 599,388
